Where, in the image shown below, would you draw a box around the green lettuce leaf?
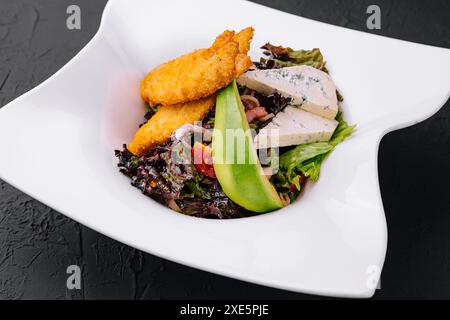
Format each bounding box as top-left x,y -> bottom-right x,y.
260,44 -> 328,72
182,176 -> 211,200
274,112 -> 355,197
280,143 -> 333,175
145,103 -> 159,114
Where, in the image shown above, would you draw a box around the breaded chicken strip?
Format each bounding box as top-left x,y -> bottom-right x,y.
141,27 -> 254,106
232,27 -> 254,54
128,95 -> 216,156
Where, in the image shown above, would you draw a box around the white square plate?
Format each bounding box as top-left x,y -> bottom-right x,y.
1,0 -> 449,298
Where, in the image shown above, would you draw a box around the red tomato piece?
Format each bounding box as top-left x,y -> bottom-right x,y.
290,174 -> 306,192
191,142 -> 216,178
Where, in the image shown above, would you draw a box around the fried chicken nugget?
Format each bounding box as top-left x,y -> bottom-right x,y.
128,95 -> 216,156
141,27 -> 254,106
232,27 -> 254,54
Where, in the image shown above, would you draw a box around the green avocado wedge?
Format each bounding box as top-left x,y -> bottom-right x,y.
212,80 -> 284,213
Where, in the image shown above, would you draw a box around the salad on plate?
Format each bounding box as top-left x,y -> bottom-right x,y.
115,27 -> 355,219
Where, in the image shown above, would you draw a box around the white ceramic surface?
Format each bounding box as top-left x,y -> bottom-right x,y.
0,0 -> 449,298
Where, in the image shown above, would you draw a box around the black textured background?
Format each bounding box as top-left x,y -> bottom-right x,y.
0,0 -> 449,300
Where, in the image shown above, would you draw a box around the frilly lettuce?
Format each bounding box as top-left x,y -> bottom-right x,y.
272,112 -> 355,200
258,43 -> 328,73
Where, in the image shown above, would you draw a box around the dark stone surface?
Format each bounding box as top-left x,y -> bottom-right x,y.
0,0 -> 449,299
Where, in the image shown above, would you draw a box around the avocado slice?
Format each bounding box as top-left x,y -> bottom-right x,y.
212,80 -> 284,213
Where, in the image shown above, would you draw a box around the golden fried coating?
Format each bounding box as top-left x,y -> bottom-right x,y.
128,95 -> 216,156
141,27 -> 254,106
233,27 -> 254,54
212,30 -> 235,50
